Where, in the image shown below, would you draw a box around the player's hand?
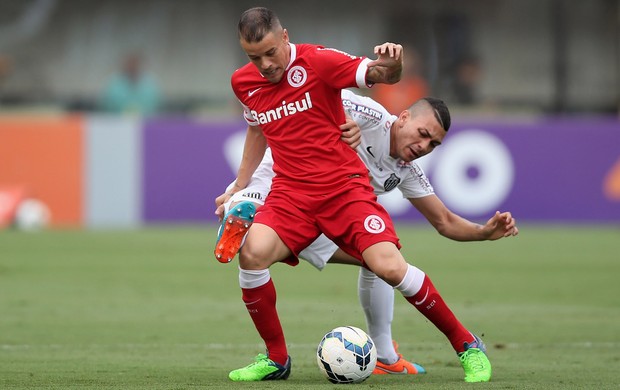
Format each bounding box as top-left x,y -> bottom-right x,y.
484,211 -> 519,240
367,42 -> 403,84
340,116 -> 361,149
372,42 -> 403,62
215,191 -> 232,221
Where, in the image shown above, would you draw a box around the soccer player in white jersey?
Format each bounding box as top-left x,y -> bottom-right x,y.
221,6 -> 516,383
217,87 -> 518,380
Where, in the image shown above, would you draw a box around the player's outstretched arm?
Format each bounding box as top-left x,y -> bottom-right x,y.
366,42 -> 403,85
410,195 -> 519,241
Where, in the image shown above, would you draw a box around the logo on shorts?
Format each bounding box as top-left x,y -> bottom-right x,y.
364,215 -> 386,234
287,66 -> 307,87
242,191 -> 263,201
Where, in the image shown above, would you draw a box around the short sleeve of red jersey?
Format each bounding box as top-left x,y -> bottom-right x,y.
240,101 -> 258,126
307,47 -> 373,89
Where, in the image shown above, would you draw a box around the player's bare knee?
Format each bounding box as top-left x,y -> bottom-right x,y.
238,247 -> 269,270
363,244 -> 407,285
367,259 -> 407,286
378,265 -> 407,286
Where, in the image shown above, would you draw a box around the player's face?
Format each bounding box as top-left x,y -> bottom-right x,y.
393,109 -> 446,162
240,29 -> 290,83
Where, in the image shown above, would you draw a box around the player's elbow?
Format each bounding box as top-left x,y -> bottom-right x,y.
432,218 -> 457,240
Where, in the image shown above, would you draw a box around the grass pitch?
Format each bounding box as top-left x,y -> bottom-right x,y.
1,224 -> 619,389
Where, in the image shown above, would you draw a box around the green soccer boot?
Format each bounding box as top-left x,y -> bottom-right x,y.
458,334 -> 492,382
229,353 -> 291,381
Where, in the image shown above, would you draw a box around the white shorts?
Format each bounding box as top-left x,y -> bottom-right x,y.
223,148 -> 338,270
299,234 -> 339,270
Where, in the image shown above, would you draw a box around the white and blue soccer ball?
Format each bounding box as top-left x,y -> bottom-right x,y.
316,326 -> 377,384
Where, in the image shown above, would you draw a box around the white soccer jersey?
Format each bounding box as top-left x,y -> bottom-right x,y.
341,89 -> 434,199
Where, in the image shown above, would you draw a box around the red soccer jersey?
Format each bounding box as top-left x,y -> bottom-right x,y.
232,43 -> 372,192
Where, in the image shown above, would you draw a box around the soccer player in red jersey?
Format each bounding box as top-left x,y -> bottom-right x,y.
223,7 -> 492,383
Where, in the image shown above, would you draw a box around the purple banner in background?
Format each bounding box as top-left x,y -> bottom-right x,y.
143,118 -> 242,223
142,117 -> 620,223
403,117 -> 620,222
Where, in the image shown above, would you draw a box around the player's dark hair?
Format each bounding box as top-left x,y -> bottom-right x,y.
422,97 -> 451,131
238,7 -> 282,43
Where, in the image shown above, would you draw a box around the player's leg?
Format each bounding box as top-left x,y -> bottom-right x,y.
357,267 -> 426,375
357,266 -> 397,362
301,234 -> 425,375
319,181 -> 490,381
301,238 -> 403,357
363,243 -> 491,382
230,190 -> 321,382
229,223 -> 293,381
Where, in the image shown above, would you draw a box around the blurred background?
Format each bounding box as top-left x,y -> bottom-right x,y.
0,0 -> 619,229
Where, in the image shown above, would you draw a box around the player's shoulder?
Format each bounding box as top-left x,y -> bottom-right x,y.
231,64 -> 266,97
342,90 -> 392,127
295,43 -> 322,52
231,63 -> 257,84
300,43 -> 360,62
341,89 -> 375,106
403,160 -> 430,181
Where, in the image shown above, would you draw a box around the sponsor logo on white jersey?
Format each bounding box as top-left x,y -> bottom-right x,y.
250,92 -> 313,125
409,164 -> 432,192
342,99 -> 383,121
287,66 -> 307,88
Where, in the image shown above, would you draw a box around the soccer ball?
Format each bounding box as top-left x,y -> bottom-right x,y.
316,326 -> 377,384
14,198 -> 51,231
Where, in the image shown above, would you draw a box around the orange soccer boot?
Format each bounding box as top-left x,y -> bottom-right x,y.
373,341 -> 426,375
214,201 -> 256,263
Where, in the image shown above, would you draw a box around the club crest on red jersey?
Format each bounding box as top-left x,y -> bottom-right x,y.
287,65 -> 307,88
364,215 -> 386,234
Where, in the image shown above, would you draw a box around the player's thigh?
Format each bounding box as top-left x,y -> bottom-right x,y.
319,185 -> 400,260
240,223 -> 291,269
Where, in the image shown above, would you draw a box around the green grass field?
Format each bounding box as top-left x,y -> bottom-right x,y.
1,224 -> 619,389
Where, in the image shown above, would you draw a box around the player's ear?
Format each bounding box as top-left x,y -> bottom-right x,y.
282,28 -> 289,43
397,109 -> 410,126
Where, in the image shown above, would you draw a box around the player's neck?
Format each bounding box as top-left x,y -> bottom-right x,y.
388,124 -> 397,158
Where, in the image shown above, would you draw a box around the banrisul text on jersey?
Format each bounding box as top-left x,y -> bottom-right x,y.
250,92 -> 313,125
